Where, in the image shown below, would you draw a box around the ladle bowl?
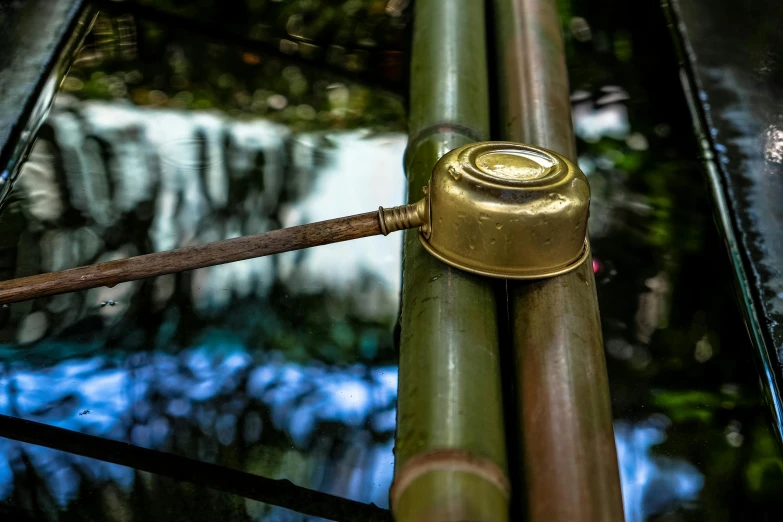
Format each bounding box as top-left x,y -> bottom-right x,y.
382,141 -> 591,279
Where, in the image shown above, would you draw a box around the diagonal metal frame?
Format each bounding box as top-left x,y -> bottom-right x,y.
0,414 -> 391,522
0,0 -> 94,210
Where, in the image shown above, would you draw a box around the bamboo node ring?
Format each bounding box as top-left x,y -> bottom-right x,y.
389,448 -> 510,511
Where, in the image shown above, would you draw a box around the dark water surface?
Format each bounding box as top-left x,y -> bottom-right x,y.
0,1 -> 780,521
566,0 -> 783,520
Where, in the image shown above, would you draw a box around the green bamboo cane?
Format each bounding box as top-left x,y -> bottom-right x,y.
492,0 -> 625,520
391,1 -> 509,521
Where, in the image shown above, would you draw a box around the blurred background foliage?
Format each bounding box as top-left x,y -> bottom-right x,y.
65,0 -> 408,132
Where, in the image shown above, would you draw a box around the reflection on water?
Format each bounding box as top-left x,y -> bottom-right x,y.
615,418 -> 703,522
0,344 -> 703,520
575,85 -> 707,521
0,54 -> 406,516
568,0 -> 783,519
280,131 -> 405,298
0,348 -> 396,509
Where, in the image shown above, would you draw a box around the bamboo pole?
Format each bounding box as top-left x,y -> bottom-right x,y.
492,1 -> 625,520
391,1 -> 509,521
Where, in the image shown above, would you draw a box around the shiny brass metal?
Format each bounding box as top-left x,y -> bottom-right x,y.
417,141 -> 590,279
378,198 -> 429,236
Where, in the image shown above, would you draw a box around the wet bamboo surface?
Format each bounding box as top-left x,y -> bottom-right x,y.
391,0 -> 509,521
492,0 -> 625,520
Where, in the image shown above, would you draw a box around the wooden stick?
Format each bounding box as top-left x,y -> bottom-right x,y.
0,211 -> 382,305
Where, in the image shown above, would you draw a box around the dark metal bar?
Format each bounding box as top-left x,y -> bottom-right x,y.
662,0 -> 783,440
492,0 -> 625,520
0,414 -> 390,522
391,0 -> 509,521
0,0 -> 95,209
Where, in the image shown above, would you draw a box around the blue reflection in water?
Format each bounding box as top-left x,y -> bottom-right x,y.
0,347 -> 397,508
615,418 -> 704,521
0,343 -> 702,518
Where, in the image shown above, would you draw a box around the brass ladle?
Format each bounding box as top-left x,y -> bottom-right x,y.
0,142 -> 590,305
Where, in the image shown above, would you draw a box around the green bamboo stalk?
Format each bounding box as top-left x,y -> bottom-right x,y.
492,0 -> 625,520
391,1 -> 509,521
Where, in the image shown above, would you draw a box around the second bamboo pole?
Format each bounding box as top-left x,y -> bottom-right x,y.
493,0 -> 625,520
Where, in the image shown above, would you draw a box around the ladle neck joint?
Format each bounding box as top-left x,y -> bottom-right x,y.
378,197 -> 429,236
